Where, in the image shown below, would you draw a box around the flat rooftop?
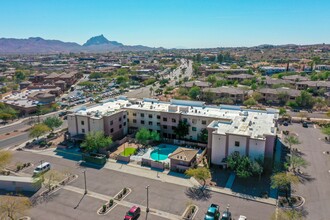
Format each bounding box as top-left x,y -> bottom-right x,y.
72,98 -> 130,118
1,99 -> 40,108
125,99 -> 278,138
71,98 -> 278,138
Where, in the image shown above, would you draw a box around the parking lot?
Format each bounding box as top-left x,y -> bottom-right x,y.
12,150 -> 276,220
278,122 -> 330,220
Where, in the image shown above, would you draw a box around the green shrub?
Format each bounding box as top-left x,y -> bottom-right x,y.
123,188 -> 127,195
102,204 -> 107,212
16,164 -> 21,171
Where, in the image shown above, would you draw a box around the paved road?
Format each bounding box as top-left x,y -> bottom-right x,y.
278,123 -> 330,220
287,110 -> 327,119
123,59 -> 192,99
0,117 -> 67,149
13,151 -> 275,220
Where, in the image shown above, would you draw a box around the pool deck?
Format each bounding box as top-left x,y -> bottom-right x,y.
142,144 -> 179,163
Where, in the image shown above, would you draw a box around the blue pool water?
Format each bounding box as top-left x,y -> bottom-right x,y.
150,144 -> 178,161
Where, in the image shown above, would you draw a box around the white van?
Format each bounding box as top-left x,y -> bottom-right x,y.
33,162 -> 51,176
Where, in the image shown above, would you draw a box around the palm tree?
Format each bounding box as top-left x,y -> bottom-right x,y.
149,86 -> 154,96
284,135 -> 300,153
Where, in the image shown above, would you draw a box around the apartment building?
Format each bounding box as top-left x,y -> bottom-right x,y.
226,74 -> 255,82
296,81 -> 330,91
68,99 -> 129,141
67,98 -> 278,165
202,87 -> 246,103
258,87 -> 300,104
260,66 -> 295,75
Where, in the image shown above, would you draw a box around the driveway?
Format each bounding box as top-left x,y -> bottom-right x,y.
279,123 -> 330,220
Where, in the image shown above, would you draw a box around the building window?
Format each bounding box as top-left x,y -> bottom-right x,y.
157,122 -> 160,126
110,120 -> 113,125
235,141 -> 240,147
172,126 -> 176,130
133,113 -> 136,116
202,120 -> 206,125
192,127 -> 197,131
163,125 -> 167,129
119,124 -> 122,129
81,121 -> 84,125
119,117 -> 122,121
141,120 -> 145,124
127,112 -> 129,115
148,114 -> 152,118
183,118 -> 188,122
163,117 -> 167,122
141,113 -> 144,117
172,118 -> 176,123
123,115 -> 126,119
133,119 -> 137,123
81,128 -> 85,133
124,122 -> 126,126
127,119 -> 129,122
148,121 -> 153,125
157,115 -> 161,119
163,133 -> 168,138
110,128 -> 113,133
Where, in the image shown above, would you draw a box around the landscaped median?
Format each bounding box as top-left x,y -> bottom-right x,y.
97,187 -> 131,215
182,203 -> 198,220
97,199 -> 117,215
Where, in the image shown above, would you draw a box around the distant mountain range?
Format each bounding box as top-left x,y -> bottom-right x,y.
0,35 -> 163,54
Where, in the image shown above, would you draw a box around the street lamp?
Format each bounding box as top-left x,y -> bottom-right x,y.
82,170 -> 87,194
145,185 -> 150,214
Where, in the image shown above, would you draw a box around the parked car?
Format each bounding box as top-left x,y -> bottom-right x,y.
204,204 -> 220,220
124,206 -> 141,220
221,211 -> 232,220
59,111 -> 67,117
283,121 -> 289,126
302,121 -> 308,128
33,162 -> 51,176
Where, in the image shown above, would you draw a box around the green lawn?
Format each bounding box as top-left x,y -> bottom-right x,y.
120,147 -> 137,156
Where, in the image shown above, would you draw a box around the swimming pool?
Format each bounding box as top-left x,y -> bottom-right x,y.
150,144 -> 178,161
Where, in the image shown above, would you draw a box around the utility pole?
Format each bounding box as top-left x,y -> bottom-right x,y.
145,185 -> 150,219
82,170 -> 87,194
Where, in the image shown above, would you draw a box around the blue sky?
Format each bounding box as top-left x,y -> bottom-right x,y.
1,0 -> 329,48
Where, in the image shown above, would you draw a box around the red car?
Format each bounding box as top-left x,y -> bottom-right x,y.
124,206 -> 141,220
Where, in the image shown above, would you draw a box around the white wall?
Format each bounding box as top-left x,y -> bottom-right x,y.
127,109 -> 161,131
249,138 -> 266,161
68,114 -> 77,135
183,115 -> 213,140
228,134 -> 247,156
211,133 -> 227,165
76,115 -> 89,134
89,118 -> 104,133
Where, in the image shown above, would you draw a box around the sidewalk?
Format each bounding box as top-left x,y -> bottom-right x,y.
63,185 -> 182,220
0,110 -> 64,130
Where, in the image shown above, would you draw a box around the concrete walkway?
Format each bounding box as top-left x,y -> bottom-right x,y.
63,185 -> 182,220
